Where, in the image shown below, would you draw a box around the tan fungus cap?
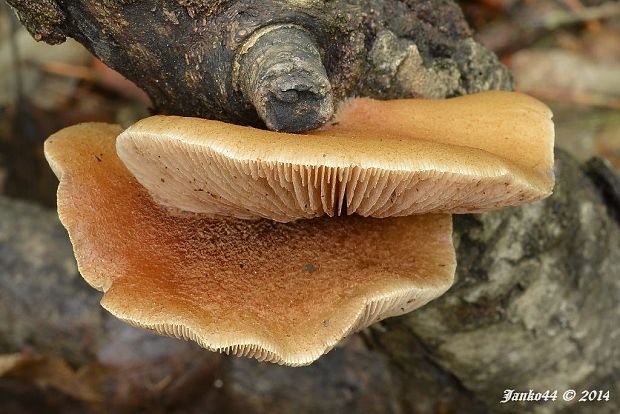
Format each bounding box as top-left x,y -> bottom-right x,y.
116,91 -> 555,223
44,124 -> 455,366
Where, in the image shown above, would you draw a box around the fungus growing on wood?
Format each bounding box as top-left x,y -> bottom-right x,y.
44,90 -> 555,366
116,91 -> 554,223
44,124 -> 455,366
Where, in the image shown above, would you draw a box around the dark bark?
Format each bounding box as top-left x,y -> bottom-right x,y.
5,0 -> 511,132
1,150 -> 619,413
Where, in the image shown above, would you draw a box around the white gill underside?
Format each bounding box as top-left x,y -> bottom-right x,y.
121,138 -> 541,223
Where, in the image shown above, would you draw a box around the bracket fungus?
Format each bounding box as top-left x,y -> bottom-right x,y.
45,124 -> 454,365
44,91 -> 554,366
117,91 -> 554,223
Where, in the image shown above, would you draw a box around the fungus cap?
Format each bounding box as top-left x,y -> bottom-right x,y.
44,123 -> 455,366
116,91 -> 555,223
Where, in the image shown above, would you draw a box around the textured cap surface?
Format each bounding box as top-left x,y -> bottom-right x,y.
116,91 -> 554,223
45,123 -> 455,366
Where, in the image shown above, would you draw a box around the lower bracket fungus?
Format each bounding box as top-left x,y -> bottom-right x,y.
45,124 -> 455,366
44,91 -> 554,366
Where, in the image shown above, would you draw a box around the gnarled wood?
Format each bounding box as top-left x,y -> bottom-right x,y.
6,0 -> 511,131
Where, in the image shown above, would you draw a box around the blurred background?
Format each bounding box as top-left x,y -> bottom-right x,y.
0,0 -> 618,413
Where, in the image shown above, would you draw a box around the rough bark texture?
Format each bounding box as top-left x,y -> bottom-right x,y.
6,0 -> 511,131
368,150 -> 620,414
1,150 -> 619,413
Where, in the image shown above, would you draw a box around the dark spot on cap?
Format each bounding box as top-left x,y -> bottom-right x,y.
303,263 -> 317,273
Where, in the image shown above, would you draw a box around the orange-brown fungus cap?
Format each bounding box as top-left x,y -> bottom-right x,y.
116,91 -> 554,223
44,124 -> 455,366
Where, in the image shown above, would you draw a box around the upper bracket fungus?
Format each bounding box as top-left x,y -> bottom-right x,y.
44,92 -> 554,366
117,91 -> 554,223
